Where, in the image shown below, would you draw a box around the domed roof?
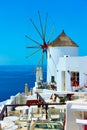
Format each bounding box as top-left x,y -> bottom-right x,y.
48,30 -> 78,47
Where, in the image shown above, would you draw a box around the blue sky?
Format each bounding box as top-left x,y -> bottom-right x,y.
0,0 -> 87,65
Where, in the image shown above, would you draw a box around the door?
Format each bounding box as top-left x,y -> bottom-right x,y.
61,71 -> 66,91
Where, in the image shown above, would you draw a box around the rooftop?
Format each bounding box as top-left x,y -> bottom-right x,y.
48,30 -> 78,47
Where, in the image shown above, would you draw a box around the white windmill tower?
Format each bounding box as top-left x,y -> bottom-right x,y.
47,30 -> 79,87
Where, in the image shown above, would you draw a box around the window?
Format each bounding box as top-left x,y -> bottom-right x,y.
71,72 -> 79,87
51,76 -> 55,83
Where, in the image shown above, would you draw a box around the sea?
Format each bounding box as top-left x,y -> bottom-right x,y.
0,65 -> 47,102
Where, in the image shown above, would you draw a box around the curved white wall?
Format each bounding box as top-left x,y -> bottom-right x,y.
58,46 -> 78,56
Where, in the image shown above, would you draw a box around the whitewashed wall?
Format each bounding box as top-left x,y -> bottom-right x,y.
47,46 -> 78,83
56,56 -> 87,91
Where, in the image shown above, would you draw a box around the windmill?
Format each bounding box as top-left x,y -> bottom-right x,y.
25,11 -> 55,82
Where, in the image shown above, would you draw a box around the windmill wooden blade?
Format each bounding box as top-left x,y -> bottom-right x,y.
36,51 -> 44,67
25,35 -> 41,46
26,48 -> 41,58
30,18 -> 44,41
38,11 -> 44,38
26,46 -> 41,48
41,51 -> 44,69
48,25 -> 55,43
43,13 -> 48,42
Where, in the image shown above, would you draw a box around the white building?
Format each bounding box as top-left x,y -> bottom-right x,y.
47,30 -> 87,92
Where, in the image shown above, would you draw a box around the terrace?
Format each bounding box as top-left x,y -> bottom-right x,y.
0,92 -> 66,130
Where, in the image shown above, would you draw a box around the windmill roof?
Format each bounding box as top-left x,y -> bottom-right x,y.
48,30 -> 78,47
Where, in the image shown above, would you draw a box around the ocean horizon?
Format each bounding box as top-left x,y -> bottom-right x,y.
0,65 -> 47,102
